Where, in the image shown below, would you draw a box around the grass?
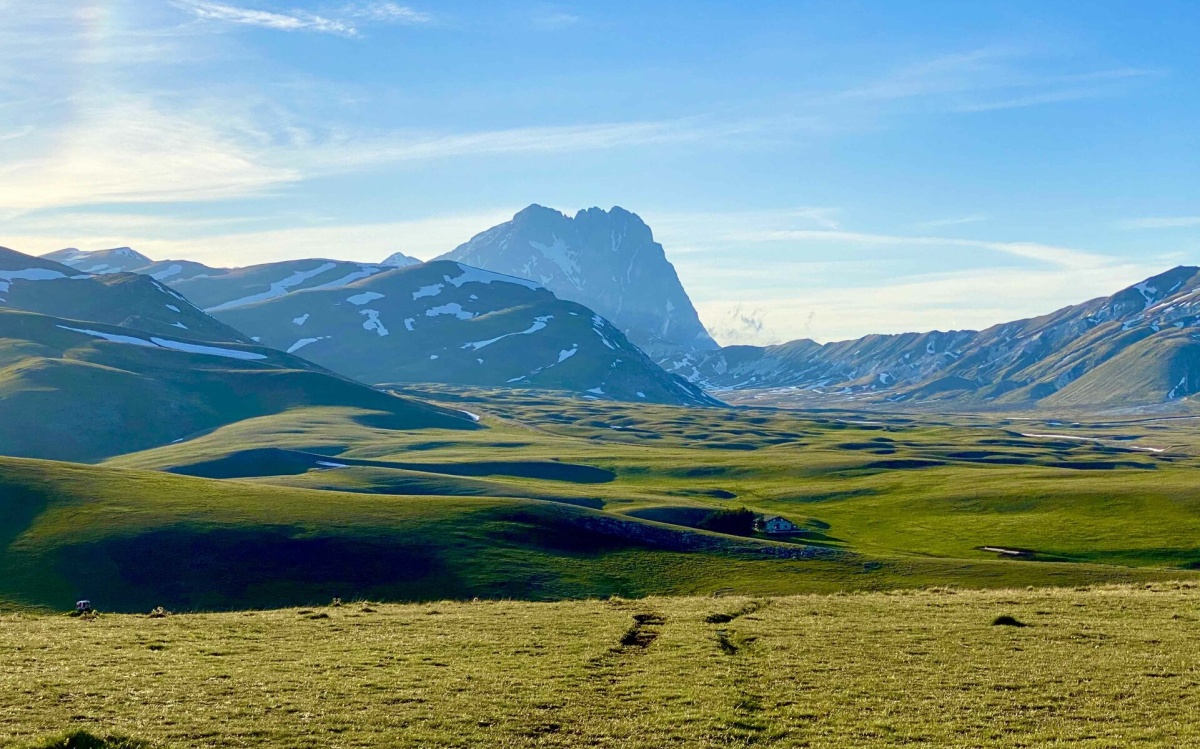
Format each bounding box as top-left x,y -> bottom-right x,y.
3,583 -> 1200,748
107,389 -> 1200,571
5,383 -> 1200,608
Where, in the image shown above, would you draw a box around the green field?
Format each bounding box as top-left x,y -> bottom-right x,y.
4,584 -> 1200,748
2,386 -> 1200,611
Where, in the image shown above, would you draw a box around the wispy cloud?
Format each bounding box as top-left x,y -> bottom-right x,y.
720,229 -> 1107,270
914,214 -> 989,229
1118,216 -> 1200,230
0,98 -> 300,215
173,1 -> 432,37
298,116 -> 762,171
532,11 -> 582,30
344,2 -> 432,24
836,47 -> 1158,115
176,1 -> 358,36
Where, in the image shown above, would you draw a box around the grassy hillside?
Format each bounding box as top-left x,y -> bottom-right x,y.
4,584 -> 1200,748
96,387 -> 1200,587
4,272 -> 250,344
4,445 -> 1192,612
0,309 -> 474,461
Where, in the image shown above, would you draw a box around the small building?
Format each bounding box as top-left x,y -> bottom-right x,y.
760,516 -> 800,535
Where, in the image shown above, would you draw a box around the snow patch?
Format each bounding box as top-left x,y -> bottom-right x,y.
445,264 -> 541,290
307,265 -> 383,291
459,410 -> 481,422
529,237 -> 581,287
347,291 -> 385,306
557,346 -> 578,363
360,309 -> 390,337
287,337 -> 329,354
412,284 -> 444,299
151,264 -> 183,281
0,267 -> 66,294
404,318 -> 416,331
292,313 -> 310,326
462,316 -> 552,350
426,303 -> 475,320
205,262 -> 338,312
57,325 -> 268,360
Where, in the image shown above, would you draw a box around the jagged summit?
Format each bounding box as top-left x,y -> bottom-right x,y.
437,204 -> 718,361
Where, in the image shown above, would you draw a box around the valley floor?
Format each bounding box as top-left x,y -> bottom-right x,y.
4,584 -> 1200,748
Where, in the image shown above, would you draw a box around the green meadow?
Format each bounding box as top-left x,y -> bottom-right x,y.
1,386 -> 1198,612
6,382 -> 1200,748
4,584 -> 1200,748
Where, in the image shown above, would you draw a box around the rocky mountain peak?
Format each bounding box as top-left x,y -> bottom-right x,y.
437,204 -> 718,360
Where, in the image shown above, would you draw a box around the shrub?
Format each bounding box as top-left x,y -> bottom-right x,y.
698,507 -> 757,536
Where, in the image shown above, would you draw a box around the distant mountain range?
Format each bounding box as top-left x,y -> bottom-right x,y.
16,204 -> 1200,414
669,266 -> 1200,409
439,205 -> 719,361
211,259 -> 718,406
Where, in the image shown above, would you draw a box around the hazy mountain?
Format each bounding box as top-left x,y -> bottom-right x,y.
672,266 -> 1200,409
438,205 -> 718,360
42,246 -> 152,274
43,249 -> 394,312
382,251 -> 422,267
212,260 -> 720,406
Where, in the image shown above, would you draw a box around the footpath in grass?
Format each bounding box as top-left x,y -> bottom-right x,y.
4,583 -> 1200,748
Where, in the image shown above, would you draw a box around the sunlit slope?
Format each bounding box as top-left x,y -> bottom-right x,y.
0,453 -> 1183,612
109,391 -> 1200,574
0,309 -> 474,461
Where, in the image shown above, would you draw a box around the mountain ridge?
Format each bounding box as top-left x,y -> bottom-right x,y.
673,265 -> 1200,409
438,204 -> 718,361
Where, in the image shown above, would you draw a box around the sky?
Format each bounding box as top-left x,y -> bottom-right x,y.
2,1 -> 1199,345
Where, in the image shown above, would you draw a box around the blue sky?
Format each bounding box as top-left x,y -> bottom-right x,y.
2,1 -> 1198,344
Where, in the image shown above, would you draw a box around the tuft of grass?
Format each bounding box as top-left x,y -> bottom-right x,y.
24,731 -> 153,749
992,614 -> 1028,627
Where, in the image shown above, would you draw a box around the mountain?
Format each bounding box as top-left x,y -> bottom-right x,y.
382,251 -> 422,268
672,266 -> 1200,409
211,260 -> 720,406
438,205 -> 718,360
1,247 -> 78,301
4,271 -> 249,344
42,248 -> 395,312
42,246 -> 152,274
0,247 -> 476,461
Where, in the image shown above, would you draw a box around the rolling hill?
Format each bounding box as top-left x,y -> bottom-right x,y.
210,260 -> 719,406
0,307 -> 475,461
439,205 -> 719,361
